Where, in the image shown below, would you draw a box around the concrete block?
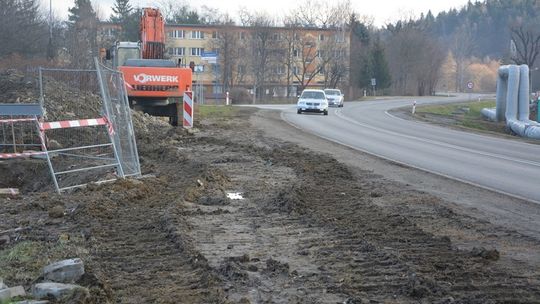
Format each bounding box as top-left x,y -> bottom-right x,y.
32,282 -> 80,300
0,277 -> 7,290
0,288 -> 10,302
9,285 -> 26,298
43,258 -> 84,283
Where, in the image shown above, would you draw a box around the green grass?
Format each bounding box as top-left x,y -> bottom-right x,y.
0,239 -> 88,285
416,100 -> 495,116
195,105 -> 239,120
414,100 -> 507,133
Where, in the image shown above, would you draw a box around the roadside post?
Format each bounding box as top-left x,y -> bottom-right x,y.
412,100 -> 417,114
371,78 -> 377,96
226,91 -> 230,106
183,91 -> 194,129
467,81 -> 474,101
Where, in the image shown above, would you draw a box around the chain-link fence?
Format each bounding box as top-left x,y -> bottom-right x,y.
95,59 -> 141,177
36,62 -> 141,191
0,115 -> 42,154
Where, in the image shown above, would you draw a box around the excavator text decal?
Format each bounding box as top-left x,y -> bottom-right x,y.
134,74 -> 179,84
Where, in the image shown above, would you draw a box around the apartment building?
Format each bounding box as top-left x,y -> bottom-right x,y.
99,22 -> 350,101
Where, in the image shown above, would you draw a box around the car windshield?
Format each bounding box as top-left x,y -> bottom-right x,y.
324,90 -> 340,96
301,91 -> 325,99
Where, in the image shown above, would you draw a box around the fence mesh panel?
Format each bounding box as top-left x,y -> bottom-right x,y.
95,60 -> 141,177
37,63 -> 140,191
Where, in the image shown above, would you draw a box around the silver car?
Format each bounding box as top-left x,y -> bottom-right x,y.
297,89 -> 329,115
324,89 -> 344,107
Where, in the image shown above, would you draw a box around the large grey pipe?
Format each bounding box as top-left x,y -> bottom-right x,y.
482,64 -> 540,139
481,66 -> 508,121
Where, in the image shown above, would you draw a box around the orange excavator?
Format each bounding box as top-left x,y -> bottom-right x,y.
106,8 -> 192,125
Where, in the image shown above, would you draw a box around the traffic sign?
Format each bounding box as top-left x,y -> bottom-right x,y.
467,81 -> 474,90
201,51 -> 218,64
371,78 -> 376,86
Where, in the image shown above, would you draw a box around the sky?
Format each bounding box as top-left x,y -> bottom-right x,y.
43,0 -> 470,27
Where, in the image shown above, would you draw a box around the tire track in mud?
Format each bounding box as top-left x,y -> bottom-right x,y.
73,169 -> 226,303
179,132 -> 540,303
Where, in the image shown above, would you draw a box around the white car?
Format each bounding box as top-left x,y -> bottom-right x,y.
324,89 -> 344,107
297,89 -> 329,115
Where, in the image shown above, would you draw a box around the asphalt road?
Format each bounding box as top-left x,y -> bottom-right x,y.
249,95 -> 540,204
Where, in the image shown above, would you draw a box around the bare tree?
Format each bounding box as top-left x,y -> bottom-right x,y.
451,22 -> 476,92
209,23 -> 241,92
291,0 -> 352,28
240,11 -> 281,100
385,26 -> 444,96
511,25 -> 540,67
291,32 -> 333,91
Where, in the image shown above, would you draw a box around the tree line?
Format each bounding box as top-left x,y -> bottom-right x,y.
2,0 -> 540,96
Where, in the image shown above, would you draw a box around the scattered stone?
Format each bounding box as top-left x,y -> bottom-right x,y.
48,205 -> 65,218
370,191 -> 383,198
0,235 -> 9,246
247,265 -> 258,272
0,278 -> 7,289
227,254 -> 250,263
265,258 -> 289,275
8,286 -> 26,298
227,244 -> 233,249
43,258 -> 85,283
15,301 -> 49,304
32,282 -> 81,300
0,288 -> 10,302
48,139 -> 62,150
471,247 -> 500,261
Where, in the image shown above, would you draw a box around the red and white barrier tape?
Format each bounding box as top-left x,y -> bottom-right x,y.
40,117 -> 115,135
0,118 -> 38,124
0,152 -> 45,159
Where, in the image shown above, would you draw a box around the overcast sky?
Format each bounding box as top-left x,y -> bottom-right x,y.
43,0 -> 470,26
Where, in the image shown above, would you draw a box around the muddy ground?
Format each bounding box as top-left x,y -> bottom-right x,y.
1,105 -> 540,303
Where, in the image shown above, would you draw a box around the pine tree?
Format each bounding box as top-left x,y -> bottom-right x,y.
67,0 -> 98,68
371,41 -> 391,90
110,0 -> 133,23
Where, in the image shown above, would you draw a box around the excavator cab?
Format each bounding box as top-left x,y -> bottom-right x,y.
106,41 -> 142,69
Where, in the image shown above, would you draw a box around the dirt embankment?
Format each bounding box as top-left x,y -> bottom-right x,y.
1,70 -> 539,303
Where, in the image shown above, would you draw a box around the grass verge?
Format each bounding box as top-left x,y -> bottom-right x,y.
414,100 -> 509,133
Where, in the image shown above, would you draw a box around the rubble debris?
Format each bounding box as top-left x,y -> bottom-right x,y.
43,258 -> 85,283
32,282 -> 84,300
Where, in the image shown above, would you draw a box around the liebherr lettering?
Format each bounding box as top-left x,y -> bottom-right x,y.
134,74 -> 179,83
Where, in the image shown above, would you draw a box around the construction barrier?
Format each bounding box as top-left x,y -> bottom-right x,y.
183,91 -> 193,129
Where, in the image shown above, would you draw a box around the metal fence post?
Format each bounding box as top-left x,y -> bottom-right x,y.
94,57 -> 125,178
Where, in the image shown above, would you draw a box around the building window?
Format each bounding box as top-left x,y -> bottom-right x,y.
335,32 -> 345,43
238,65 -> 246,74
191,30 -> 204,39
319,34 -> 325,41
168,47 -> 185,56
293,66 -> 300,75
272,33 -> 281,40
274,65 -> 285,75
317,50 -> 326,58
212,31 -> 218,39
190,47 -> 204,56
294,33 -> 300,41
169,30 -> 185,39
240,32 -> 246,40
293,49 -> 299,57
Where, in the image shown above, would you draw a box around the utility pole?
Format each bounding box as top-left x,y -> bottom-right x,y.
47,0 -> 54,60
